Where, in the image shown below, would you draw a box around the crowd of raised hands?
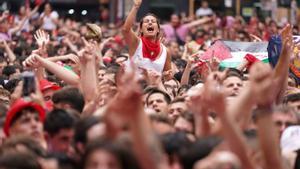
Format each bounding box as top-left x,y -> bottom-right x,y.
0,1 -> 300,169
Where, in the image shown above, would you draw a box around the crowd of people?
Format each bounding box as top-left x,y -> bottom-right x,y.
0,0 -> 299,169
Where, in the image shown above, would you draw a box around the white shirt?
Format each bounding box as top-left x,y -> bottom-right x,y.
127,39 -> 167,74
196,7 -> 213,17
41,11 -> 59,31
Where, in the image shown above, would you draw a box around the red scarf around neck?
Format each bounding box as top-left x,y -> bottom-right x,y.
141,37 -> 161,61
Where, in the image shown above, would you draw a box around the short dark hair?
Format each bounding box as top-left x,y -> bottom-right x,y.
0,151 -> 42,169
10,107 -> 39,127
225,68 -> 243,80
52,87 -> 85,113
82,138 -> 140,169
252,105 -> 297,123
146,89 -> 171,106
4,78 -> 21,93
44,109 -> 76,136
180,136 -> 222,169
177,84 -> 191,96
2,65 -> 17,77
160,132 -> 192,157
283,93 -> 300,103
106,64 -> 120,74
0,136 -> 47,158
170,97 -> 185,104
74,116 -> 102,145
143,86 -> 159,95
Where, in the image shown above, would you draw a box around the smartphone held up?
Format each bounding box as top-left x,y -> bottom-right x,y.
21,71 -> 36,99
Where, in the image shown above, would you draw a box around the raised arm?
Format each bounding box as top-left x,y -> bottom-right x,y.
10,15 -> 29,35
26,30 -> 51,80
105,64 -> 168,169
249,62 -> 284,169
63,36 -> 79,54
60,28 -> 81,39
29,5 -> 40,17
163,49 -> 172,77
0,40 -> 16,64
256,107 -> 284,169
203,72 -> 255,169
10,5 -> 40,35
226,84 -> 256,129
273,25 -> 293,102
24,54 -> 80,86
46,53 -> 79,63
0,11 -> 9,23
78,41 -> 98,102
185,17 -> 211,29
122,0 -> 141,57
187,88 -> 211,137
181,53 -> 193,85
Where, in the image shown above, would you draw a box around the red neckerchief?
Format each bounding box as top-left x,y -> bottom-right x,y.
141,36 -> 160,61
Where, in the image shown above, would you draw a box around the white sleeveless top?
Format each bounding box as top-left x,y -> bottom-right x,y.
127,39 -> 167,73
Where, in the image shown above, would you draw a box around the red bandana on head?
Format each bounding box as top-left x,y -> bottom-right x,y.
141,36 -> 161,61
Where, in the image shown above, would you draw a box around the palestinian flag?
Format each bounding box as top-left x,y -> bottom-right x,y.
199,40 -> 269,68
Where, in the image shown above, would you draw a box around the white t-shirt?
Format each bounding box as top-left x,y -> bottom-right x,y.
126,39 -> 167,74
41,11 -> 59,31
196,7 -> 213,17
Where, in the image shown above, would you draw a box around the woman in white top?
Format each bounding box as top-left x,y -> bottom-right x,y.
40,3 -> 59,31
122,0 -> 171,74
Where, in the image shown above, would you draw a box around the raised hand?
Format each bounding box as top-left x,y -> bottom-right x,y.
281,26 -> 294,60
82,80 -> 117,117
99,81 -> 117,105
145,69 -> 162,86
187,87 -> 205,114
23,53 -> 42,68
133,0 -> 142,7
65,53 -> 80,65
162,69 -> 173,81
208,55 -> 220,72
30,77 -> 46,107
107,63 -> 143,120
99,37 -> 114,52
249,62 -> 274,106
202,71 -> 227,113
280,24 -> 292,39
10,76 -> 45,107
77,38 -> 97,64
34,30 -> 50,51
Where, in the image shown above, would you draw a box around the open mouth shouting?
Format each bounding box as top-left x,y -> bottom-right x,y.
147,27 -> 154,33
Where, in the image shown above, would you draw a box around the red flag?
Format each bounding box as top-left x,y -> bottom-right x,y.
199,41 -> 232,61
